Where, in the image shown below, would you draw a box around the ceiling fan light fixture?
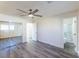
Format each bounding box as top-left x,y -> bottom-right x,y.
28,14 -> 33,17
17,8 -> 42,18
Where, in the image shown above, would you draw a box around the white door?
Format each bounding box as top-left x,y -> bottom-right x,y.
32,23 -> 37,41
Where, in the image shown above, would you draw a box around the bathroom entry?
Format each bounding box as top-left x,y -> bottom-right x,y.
63,17 -> 78,55
27,23 -> 37,42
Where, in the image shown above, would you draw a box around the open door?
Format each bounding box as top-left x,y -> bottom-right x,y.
63,17 -> 78,55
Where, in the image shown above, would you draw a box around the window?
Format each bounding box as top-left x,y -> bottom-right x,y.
10,25 -> 14,30
1,24 -> 9,30
1,24 -> 14,30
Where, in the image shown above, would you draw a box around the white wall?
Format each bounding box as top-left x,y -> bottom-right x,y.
0,14 -> 28,42
37,17 -> 64,48
37,10 -> 79,49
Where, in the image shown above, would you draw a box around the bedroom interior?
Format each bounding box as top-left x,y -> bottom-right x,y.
0,1 -> 79,58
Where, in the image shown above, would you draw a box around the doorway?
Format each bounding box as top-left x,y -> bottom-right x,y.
63,17 -> 78,55
27,23 -> 37,42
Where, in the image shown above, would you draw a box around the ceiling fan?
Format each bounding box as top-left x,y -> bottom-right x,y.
17,9 -> 43,18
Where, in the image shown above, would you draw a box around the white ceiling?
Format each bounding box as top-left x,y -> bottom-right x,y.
0,1 -> 79,17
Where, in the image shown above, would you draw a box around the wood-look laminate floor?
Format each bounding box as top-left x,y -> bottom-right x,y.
0,40 -> 78,58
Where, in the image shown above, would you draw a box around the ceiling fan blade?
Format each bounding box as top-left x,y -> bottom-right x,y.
32,9 -> 39,14
34,14 -> 42,17
29,9 -> 32,11
17,9 -> 28,13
